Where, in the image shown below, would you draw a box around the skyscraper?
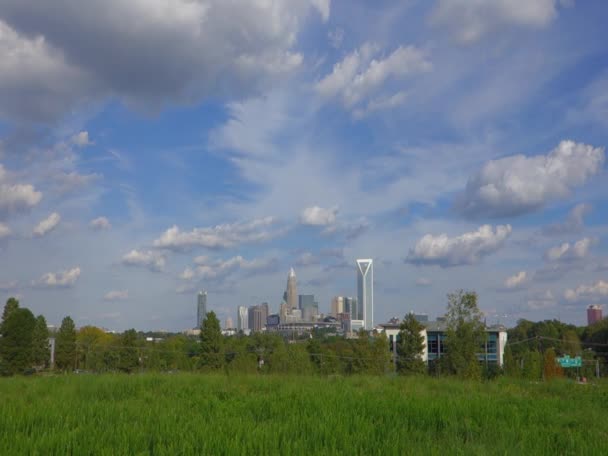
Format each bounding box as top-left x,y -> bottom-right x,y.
356,259 -> 373,330
225,317 -> 234,330
299,294 -> 317,322
331,296 -> 344,317
197,291 -> 207,328
237,306 -> 248,331
248,305 -> 265,332
286,268 -> 298,310
587,305 -> 603,325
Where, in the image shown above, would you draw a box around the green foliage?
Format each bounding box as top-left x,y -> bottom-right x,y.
543,348 -> 563,381
0,307 -> 36,375
118,329 -> 139,373
55,316 -> 77,372
0,374 -> 607,454
503,345 -> 519,378
443,290 -> 485,380
521,351 -> 542,380
396,313 -> 427,375
31,315 -> 50,369
1,297 -> 19,329
199,311 -> 224,370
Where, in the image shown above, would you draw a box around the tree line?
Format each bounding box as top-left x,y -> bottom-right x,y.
2,291 -> 607,379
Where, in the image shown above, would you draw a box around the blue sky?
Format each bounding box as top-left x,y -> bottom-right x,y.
1,0 -> 607,330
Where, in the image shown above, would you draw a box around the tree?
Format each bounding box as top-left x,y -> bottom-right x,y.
55,316 -> 77,371
543,348 -> 563,381
0,307 -> 36,375
31,315 -> 50,369
1,297 -> 19,332
443,290 -> 485,380
396,313 -> 427,375
118,329 -> 139,373
199,311 -> 224,369
503,345 -> 519,377
522,350 -> 542,380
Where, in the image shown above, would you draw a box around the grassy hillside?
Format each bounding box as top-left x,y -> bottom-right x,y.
1,374 -> 606,455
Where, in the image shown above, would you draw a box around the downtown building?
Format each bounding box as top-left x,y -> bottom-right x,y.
356,259 -> 373,331
587,305 -> 603,325
196,291 -> 207,328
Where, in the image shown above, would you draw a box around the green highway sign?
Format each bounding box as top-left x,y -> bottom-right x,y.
557,355 -> 582,368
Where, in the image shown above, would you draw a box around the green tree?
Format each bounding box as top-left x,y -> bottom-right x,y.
503,345 -> 519,377
31,315 -> 50,369
1,297 -> 19,332
543,348 -> 563,381
199,311 -> 224,369
0,307 -> 36,375
118,329 -> 139,373
443,290 -> 485,380
521,350 -> 542,380
396,313 -> 427,375
55,316 -> 77,372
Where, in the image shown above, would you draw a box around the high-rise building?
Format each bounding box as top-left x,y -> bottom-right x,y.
587,305 -> 603,325
299,294 -> 317,322
286,268 -> 298,310
197,291 -> 207,328
237,306 -> 248,331
248,304 -> 268,332
331,296 -> 344,317
225,317 -> 234,330
343,297 -> 358,320
356,259 -> 373,330
260,302 -> 269,325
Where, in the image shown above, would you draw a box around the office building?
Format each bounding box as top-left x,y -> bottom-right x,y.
248,305 -> 264,333
356,259 -> 373,330
344,297 -> 357,320
237,306 -> 248,332
225,317 -> 234,330
197,291 -> 207,328
587,305 -> 603,325
331,296 -> 344,317
299,294 -> 318,322
286,268 -> 298,310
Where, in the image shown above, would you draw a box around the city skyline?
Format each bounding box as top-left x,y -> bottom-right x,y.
1,1 -> 607,331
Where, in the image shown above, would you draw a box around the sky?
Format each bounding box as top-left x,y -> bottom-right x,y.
1,0 -> 607,331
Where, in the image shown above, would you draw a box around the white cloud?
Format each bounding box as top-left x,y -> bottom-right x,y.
353,91 -> 407,119
315,43 -> 430,111
430,0 -> 560,43
32,266 -> 81,288
328,27 -> 344,49
180,255 -> 277,281
0,164 -> 42,217
54,171 -> 99,194
0,280 -> 18,291
33,212 -> 61,237
121,250 -> 166,272
295,252 -> 320,267
104,290 -> 129,301
564,280 -> 608,303
300,206 -> 338,226
504,271 -> 528,289
89,216 -> 111,230
311,0 -> 331,22
458,141 -> 605,218
415,277 -> 432,287
406,224 -> 512,267
527,289 -> 557,310
0,222 -> 10,238
544,237 -> 595,262
153,217 -> 282,251
542,203 -> 592,236
71,131 -> 92,147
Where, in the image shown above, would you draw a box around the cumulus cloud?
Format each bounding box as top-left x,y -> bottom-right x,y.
0,1 -> 328,122
406,224 -> 512,267
315,43 -> 430,112
300,206 -> 338,226
458,141 -> 605,218
32,267 -> 81,288
0,222 -> 10,238
504,271 -> 528,289
430,0 -> 561,43
53,171 -> 100,194
564,280 -> 608,303
527,289 -> 557,310
33,212 -> 61,237
0,164 -> 42,217
153,217 -> 282,251
179,255 -> 277,281
104,290 -> 129,301
295,252 -> 321,267
71,131 -> 92,147
90,216 -> 111,230
121,250 -> 166,272
322,217 -> 370,241
542,203 -> 592,236
544,237 -> 595,262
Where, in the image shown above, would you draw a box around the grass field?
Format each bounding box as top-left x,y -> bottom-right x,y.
1,374 -> 607,455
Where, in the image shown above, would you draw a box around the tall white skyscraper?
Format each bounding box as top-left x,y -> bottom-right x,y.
197,291 -> 207,328
356,259 -> 373,330
237,306 -> 248,331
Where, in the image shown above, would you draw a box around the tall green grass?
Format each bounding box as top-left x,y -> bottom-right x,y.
1,374 -> 606,455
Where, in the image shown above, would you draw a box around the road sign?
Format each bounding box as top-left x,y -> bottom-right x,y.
557,355 -> 582,368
